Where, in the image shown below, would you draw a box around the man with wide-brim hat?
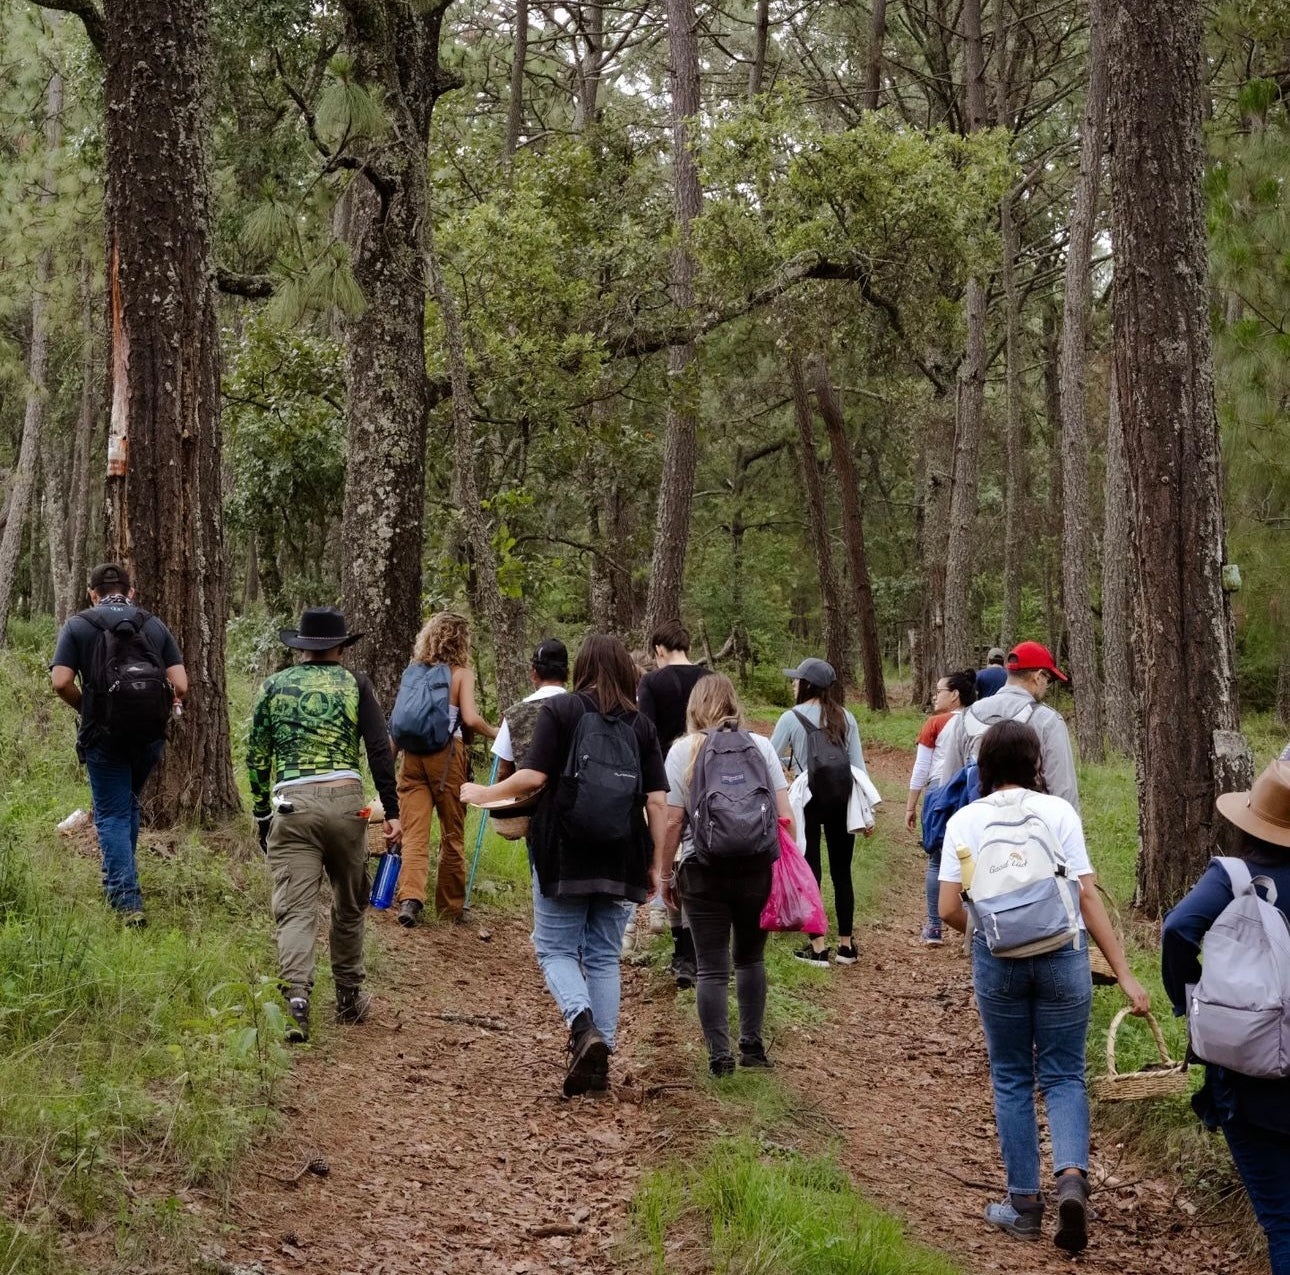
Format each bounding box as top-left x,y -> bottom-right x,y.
248,606 -> 401,1042
1162,759 -> 1290,1272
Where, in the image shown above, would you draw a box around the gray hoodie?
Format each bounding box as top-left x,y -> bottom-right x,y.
938,682 -> 1079,812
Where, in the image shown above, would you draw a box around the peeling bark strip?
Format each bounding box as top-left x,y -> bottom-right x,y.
102,0 -> 238,823
1108,0 -> 1251,914
338,0 -> 458,709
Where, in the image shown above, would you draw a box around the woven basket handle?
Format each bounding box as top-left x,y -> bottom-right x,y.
1105,1007 -> 1174,1077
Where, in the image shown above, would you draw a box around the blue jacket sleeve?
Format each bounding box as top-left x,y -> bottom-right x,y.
1160,861 -> 1233,1016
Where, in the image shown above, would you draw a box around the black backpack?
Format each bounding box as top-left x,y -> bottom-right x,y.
792,709 -> 852,809
688,726 -> 778,864
558,695 -> 644,846
81,608 -> 173,744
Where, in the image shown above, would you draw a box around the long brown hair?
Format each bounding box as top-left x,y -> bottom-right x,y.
795,675 -> 848,747
572,634 -> 638,714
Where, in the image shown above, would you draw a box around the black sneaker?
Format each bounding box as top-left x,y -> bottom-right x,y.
286,996 -> 310,1043
835,943 -> 858,965
335,986 -> 372,1024
1054,1175 -> 1089,1254
669,957 -> 697,990
396,899 -> 422,928
739,1042 -> 773,1069
794,944 -> 830,967
563,1010 -> 609,1097
709,1054 -> 736,1078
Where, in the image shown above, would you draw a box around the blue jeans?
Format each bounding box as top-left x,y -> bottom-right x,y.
530,868 -> 634,1047
924,847 -> 942,926
972,934 -> 1092,1194
1221,1117 -> 1290,1274
84,741 -> 164,912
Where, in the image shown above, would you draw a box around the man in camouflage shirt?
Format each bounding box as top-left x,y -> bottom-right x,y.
248,607 -> 400,1042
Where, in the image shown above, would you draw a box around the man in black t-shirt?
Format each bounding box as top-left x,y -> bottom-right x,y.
50,564 -> 187,926
636,620 -> 709,987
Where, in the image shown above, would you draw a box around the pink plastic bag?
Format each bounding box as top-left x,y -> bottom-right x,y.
761,818 -> 827,933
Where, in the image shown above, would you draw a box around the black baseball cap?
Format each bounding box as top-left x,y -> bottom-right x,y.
532,637 -> 568,679
89,563 -> 130,594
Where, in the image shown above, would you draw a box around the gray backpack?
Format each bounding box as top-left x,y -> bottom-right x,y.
960,698 -> 1035,762
1187,857 -> 1290,1079
688,726 -> 779,865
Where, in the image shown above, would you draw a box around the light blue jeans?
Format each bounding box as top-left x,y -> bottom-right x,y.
924,847 -> 942,926
972,934 -> 1092,1195
530,868 -> 634,1048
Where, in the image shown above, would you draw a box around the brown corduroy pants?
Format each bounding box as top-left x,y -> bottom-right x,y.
395,739 -> 469,918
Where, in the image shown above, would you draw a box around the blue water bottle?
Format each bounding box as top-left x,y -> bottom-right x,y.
370,845 -> 402,909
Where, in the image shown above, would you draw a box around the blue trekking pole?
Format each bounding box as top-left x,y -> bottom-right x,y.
463,753 -> 500,913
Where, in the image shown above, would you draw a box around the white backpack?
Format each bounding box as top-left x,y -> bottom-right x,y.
1188,857 -> 1290,1079
964,792 -> 1081,958
960,698 -> 1035,762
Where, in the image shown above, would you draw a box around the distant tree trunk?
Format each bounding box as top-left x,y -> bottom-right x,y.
101,0 -> 239,823
916,400 -> 954,703
338,0 -> 457,708
1040,298 -> 1064,652
788,356 -> 851,680
430,235 -> 529,707
0,63 -> 59,644
813,359 -> 886,710
1101,371 -> 1135,754
42,440 -> 73,623
643,0 -> 702,638
67,255 -> 97,613
1110,0 -> 1252,914
502,0 -> 528,164
941,0 -> 989,671
1277,648 -> 1290,731
862,0 -> 887,110
572,1 -> 603,130
748,0 -> 770,96
1057,0 -> 1108,761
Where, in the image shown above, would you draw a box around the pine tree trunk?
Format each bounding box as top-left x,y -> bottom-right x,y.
813,359 -> 886,710
102,0 -> 239,823
916,401 -> 954,704
941,0 -> 989,671
862,0 -> 888,110
42,438 -> 72,624
643,0 -> 702,639
430,235 -> 529,707
338,0 -> 456,708
1101,370 -> 1135,754
67,255 -> 97,614
502,0 -> 528,164
748,0 -> 770,96
572,1 -> 602,130
0,64 -> 59,644
1057,0 -> 1108,762
1109,0 -> 1252,914
788,356 -> 851,680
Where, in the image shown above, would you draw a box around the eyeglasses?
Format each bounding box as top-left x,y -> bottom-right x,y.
1037,669 -> 1055,686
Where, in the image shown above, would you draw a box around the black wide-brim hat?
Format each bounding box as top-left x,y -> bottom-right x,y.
279,606 -> 364,651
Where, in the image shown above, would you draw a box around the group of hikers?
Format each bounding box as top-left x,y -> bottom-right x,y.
48,566 -> 1290,1269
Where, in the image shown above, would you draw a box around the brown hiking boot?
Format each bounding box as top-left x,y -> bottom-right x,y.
563,1010 -> 609,1097
335,986 -> 372,1025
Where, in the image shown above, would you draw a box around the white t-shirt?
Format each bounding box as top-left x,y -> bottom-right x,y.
491,684 -> 565,762
665,731 -> 788,860
939,788 -> 1093,928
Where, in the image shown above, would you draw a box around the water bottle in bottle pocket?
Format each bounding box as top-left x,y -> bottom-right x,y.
370,846 -> 402,909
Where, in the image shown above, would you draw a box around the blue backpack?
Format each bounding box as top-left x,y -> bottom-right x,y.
389,662 -> 454,754
921,760 -> 980,854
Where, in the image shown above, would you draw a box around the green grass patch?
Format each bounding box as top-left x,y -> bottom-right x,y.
633,1136 -> 962,1275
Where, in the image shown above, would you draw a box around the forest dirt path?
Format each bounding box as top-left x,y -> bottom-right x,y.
212,745 -> 1261,1275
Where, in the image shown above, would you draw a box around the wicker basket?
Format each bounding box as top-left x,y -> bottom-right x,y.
490,815 -> 530,841
1092,1008 -> 1190,1102
1088,883 -> 1123,985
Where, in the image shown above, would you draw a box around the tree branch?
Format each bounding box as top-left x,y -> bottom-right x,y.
36,0 -> 105,56
215,268 -> 275,299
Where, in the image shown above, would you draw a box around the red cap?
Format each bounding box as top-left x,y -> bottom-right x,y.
1006,641 -> 1068,683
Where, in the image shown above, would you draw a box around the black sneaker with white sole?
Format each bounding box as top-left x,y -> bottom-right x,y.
793,944 -> 830,967
286,996 -> 310,1043
835,943 -> 858,965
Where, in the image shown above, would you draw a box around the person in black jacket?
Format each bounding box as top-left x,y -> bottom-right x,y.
462,634 -> 668,1097
1162,760 -> 1290,1275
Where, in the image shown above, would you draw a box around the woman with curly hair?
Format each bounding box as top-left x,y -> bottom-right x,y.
394,612 -> 496,926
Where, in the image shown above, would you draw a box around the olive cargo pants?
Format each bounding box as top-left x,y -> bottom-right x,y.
266,779 -> 370,999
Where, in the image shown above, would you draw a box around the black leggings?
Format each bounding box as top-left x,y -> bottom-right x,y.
804,800 -> 855,937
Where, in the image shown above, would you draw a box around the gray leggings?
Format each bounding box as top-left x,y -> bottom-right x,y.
677,858 -> 773,1062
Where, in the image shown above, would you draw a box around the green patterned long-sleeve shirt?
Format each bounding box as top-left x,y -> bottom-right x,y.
246,662 -> 399,819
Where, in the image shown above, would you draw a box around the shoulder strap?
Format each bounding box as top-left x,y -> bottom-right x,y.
792,708 -> 817,734
1213,856 -> 1256,898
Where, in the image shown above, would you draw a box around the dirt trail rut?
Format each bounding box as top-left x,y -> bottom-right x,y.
215,746 -> 1260,1275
